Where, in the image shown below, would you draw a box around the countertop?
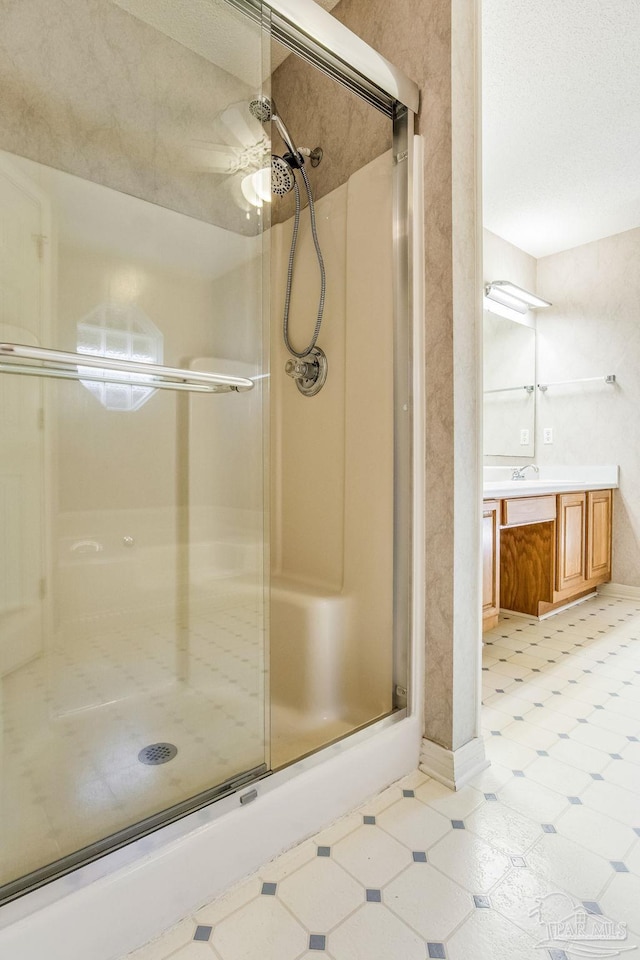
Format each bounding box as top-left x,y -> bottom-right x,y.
483,465 -> 619,500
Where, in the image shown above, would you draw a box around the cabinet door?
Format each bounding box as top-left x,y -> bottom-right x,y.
587,490 -> 612,582
556,492 -> 587,592
482,500 -> 500,630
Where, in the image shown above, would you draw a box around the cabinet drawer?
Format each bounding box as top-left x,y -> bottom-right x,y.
502,495 -> 556,527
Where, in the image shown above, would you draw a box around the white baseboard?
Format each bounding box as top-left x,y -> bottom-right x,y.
419,737 -> 488,791
598,582 -> 640,601
500,592 -> 598,622
538,593 -> 597,620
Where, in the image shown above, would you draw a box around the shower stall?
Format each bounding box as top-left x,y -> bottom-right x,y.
0,0 -> 418,917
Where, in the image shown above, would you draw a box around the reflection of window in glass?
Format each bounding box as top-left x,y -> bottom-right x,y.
76,302 -> 163,411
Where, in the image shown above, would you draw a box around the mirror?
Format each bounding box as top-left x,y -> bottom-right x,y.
483,311 -> 535,457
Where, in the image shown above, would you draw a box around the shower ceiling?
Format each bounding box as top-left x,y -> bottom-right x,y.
483,0 -> 640,257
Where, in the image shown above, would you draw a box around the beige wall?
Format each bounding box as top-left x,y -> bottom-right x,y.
536,227 -> 640,588
271,43 -> 390,222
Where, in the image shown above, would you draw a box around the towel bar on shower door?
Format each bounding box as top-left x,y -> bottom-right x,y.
0,343 -> 255,394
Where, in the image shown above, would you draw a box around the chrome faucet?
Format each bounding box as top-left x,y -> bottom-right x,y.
511,464 -> 539,481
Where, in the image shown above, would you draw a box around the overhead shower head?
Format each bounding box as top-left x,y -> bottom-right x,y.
249,95 -> 301,162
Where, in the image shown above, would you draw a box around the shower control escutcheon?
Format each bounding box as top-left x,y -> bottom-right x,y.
285,346 -> 327,397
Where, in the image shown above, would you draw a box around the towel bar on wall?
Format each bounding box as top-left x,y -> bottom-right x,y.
537,374 -> 616,392
484,384 -> 535,395
0,343 -> 255,394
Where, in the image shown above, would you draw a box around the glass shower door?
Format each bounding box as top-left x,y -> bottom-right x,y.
0,0 -> 270,901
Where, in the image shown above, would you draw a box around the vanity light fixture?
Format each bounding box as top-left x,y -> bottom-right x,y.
485,281 -> 551,313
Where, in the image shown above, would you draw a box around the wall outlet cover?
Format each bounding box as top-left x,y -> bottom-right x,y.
543,427 -> 553,444
520,429 -> 530,445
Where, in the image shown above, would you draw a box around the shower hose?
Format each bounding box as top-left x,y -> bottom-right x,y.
282,163 -> 326,359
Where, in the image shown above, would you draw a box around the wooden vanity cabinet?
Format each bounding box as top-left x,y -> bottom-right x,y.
483,487 -> 613,628
587,489 -> 613,581
555,489 -> 612,600
482,501 -> 500,630
556,492 -> 587,593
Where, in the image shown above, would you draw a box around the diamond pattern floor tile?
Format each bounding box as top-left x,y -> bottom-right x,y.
600,872 -> 640,934
332,824 -> 412,887
385,862 -> 473,939
494,776 -> 569,823
489,867 -> 570,941
212,897 -> 308,960
465,800 -> 544,855
581,779 -> 640,826
123,597 -> 640,960
327,904 -> 428,960
428,829 -> 512,892
446,907 -> 542,960
555,803 -> 637,860
278,857 -> 364,931
375,795 -> 452,850
525,832 -> 614,900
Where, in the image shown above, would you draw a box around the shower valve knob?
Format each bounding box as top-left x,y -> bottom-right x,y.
285,358 -> 314,380
284,347 -> 328,397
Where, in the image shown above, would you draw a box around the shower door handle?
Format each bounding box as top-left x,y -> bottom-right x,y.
0,343 -> 255,394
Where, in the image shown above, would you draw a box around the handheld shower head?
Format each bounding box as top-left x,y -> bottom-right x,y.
249,95 -> 301,162
249,99 -> 326,390
271,155 -> 295,196
249,95 -> 272,123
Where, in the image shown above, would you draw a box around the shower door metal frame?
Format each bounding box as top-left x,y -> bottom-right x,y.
229,0 -> 419,115
1,0 -> 419,908
390,104 -> 415,715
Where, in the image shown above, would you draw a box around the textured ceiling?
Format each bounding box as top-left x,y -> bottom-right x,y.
483,0 -> 640,257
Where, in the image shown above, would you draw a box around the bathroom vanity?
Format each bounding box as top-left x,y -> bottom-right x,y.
482,468 -> 618,627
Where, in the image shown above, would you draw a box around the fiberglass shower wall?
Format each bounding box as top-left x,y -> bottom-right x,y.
0,0 -> 268,899
266,53 -> 396,767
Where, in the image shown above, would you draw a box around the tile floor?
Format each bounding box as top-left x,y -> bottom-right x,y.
126,595 -> 640,959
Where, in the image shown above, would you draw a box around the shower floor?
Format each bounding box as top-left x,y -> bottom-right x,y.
0,581 -> 362,893
0,584 -> 266,891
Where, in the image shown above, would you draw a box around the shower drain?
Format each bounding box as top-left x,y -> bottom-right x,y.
138,742 -> 178,765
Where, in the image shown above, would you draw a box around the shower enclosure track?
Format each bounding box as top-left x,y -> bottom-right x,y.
0,343 -> 255,394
